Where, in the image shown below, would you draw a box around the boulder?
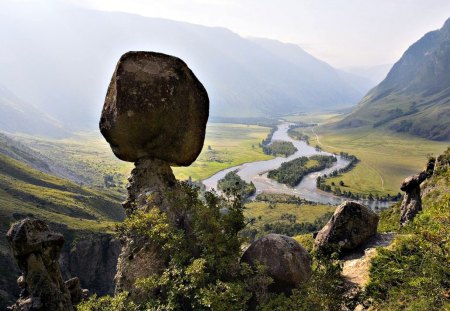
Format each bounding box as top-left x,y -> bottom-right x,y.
100,51 -> 209,165
6,219 -> 73,311
241,234 -> 312,293
314,201 -> 379,253
399,171 -> 427,225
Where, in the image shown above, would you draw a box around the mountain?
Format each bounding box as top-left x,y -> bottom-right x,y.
0,1 -> 369,130
334,18 -> 450,141
341,64 -> 392,86
0,83 -> 68,138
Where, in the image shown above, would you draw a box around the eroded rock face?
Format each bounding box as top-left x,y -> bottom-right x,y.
399,171 -> 427,226
241,234 -> 312,293
100,51 -> 209,165
6,219 -> 73,311
314,201 -> 379,253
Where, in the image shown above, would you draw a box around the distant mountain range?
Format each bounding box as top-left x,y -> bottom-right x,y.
0,1 -> 372,133
334,18 -> 450,141
0,83 -> 68,137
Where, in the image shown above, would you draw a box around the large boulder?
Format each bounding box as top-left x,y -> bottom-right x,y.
241,234 -> 312,293
399,171 -> 427,225
6,219 -> 73,311
314,201 -> 379,253
100,51 -> 209,165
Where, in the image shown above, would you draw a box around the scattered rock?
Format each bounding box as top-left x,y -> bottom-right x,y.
399,171 -> 427,226
6,218 -> 73,311
241,234 -> 312,293
100,51 -> 209,165
314,201 -> 379,254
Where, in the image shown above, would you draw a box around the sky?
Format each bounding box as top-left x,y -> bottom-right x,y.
66,0 -> 450,68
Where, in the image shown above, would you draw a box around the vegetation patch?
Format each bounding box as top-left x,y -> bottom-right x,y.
243,201 -> 335,240
365,148 -> 450,310
268,155 -> 337,187
217,171 -> 256,199
261,140 -> 297,157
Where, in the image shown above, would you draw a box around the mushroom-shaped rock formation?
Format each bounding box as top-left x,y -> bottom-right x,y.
241,234 -> 312,293
100,51 -> 209,165
6,218 -> 73,311
314,201 -> 379,254
399,171 -> 427,226
100,52 -> 209,298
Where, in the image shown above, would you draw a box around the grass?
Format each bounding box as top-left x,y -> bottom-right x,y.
282,113 -> 341,124
173,123 -> 273,180
17,131 -> 133,191
0,153 -> 124,252
244,201 -> 335,231
309,126 -> 448,196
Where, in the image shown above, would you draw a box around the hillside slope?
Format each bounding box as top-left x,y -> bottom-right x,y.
0,1 -> 368,129
366,148 -> 450,310
0,152 -> 125,308
334,18 -> 450,141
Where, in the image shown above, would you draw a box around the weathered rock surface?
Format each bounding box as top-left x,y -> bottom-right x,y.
100,51 -> 209,165
314,201 -> 379,253
6,218 -> 73,311
114,159 -> 186,298
399,171 -> 427,225
241,234 -> 312,293
59,233 -> 120,296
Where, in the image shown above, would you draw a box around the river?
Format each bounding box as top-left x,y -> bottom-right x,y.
202,123 -> 391,209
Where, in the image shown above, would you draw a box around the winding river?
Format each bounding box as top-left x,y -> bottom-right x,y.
203,123 -> 391,209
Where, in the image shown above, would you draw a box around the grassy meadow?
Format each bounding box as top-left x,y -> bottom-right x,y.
173,123 -> 273,180
310,125 -> 448,196
244,201 -> 335,232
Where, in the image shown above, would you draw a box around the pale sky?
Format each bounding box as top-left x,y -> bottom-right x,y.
65,0 -> 450,68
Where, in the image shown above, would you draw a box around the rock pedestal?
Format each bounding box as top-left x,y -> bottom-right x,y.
99,52 -> 209,298
6,219 -> 73,311
241,234 -> 312,293
399,171 -> 427,226
314,201 -> 379,254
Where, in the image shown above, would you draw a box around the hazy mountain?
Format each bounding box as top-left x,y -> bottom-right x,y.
0,83 -> 68,137
334,18 -> 450,141
341,64 -> 392,85
0,1 -> 369,130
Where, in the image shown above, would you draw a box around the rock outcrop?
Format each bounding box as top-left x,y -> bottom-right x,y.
59,233 -> 120,296
6,219 -> 73,311
241,234 -> 312,293
399,171 -> 427,226
314,201 -> 379,254
100,51 -> 209,165
100,52 -> 209,298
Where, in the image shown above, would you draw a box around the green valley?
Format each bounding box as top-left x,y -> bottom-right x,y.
173,123 -> 273,180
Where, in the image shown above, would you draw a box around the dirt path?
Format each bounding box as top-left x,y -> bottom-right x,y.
341,233 -> 396,288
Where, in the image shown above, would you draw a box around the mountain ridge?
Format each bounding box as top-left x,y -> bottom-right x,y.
0,1 -> 371,131
333,18 -> 450,141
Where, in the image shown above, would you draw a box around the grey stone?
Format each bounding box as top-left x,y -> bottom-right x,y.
314,201 -> 379,253
100,51 -> 209,165
241,234 -> 312,293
